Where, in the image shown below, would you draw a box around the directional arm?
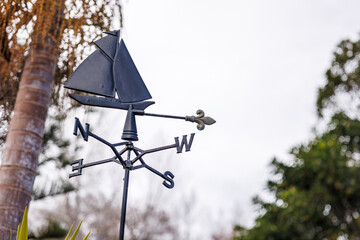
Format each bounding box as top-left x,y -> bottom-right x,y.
131,143 -> 177,164
130,133 -> 195,164
144,164 -> 175,188
69,156 -> 120,178
142,109 -> 216,130
73,117 -> 128,165
130,149 -> 174,188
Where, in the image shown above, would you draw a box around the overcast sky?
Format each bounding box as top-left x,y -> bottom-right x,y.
94,0 -> 360,237
31,0 -> 360,239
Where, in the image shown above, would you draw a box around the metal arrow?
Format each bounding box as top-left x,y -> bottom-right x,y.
69,93 -> 216,130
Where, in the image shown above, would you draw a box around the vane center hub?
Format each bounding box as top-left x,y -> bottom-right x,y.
124,160 -> 132,169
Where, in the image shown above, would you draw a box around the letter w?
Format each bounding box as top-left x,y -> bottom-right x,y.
175,133 -> 195,153
73,117 -> 90,141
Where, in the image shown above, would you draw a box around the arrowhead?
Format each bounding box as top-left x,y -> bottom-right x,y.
202,116 -> 216,125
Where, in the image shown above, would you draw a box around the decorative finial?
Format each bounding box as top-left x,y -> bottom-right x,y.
185,109 -> 216,130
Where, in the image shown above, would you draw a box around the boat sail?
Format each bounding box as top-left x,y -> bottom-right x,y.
65,30 -> 153,110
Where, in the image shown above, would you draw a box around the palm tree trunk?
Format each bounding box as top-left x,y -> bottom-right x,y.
0,1 -> 64,236
0,41 -> 58,240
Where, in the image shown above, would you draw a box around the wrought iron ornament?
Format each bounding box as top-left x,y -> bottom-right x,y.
65,30 -> 215,240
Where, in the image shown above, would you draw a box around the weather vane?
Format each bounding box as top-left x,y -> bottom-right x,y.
65,30 -> 215,240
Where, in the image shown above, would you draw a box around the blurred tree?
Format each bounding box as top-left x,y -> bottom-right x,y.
317,37 -> 360,117
0,1 -> 122,239
31,113 -> 76,200
235,113 -> 360,240
30,219 -> 68,239
36,192 -> 179,240
235,35 -> 360,240
125,204 -> 178,240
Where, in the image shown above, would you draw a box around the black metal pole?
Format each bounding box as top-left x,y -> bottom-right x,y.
119,167 -> 130,240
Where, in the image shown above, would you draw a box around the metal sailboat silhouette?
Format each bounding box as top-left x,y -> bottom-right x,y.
65,30 -> 155,141
65,30 -> 215,141
65,30 -> 153,106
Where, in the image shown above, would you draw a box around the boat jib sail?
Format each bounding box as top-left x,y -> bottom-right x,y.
65,30 -> 152,104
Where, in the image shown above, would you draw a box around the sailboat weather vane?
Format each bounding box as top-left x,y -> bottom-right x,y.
65,30 -> 215,240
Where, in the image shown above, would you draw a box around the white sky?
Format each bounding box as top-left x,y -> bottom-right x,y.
111,0 -> 360,229
31,0 -> 360,239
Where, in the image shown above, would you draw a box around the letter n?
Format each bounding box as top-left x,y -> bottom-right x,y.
174,133 -> 195,153
73,117 -> 90,141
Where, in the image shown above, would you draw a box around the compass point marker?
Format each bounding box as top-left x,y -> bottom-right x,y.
175,133 -> 195,153
74,118 -> 90,141
69,159 -> 84,178
163,171 -> 175,189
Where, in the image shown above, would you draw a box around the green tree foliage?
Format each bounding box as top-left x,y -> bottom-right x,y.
236,113 -> 360,240
31,219 -> 68,239
317,38 -> 360,116
235,36 -> 360,240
